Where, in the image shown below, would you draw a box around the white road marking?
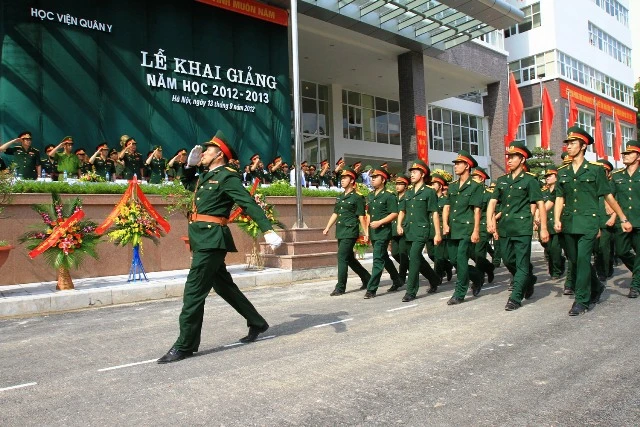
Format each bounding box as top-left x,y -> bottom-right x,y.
224,335 -> 277,348
0,382 -> 37,392
97,359 -> 158,372
483,285 -> 500,291
387,304 -> 418,312
313,319 -> 353,328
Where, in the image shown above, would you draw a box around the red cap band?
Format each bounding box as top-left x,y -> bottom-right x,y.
211,137 -> 233,160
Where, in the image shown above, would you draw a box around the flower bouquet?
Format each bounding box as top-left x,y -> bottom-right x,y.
19,193 -> 100,290
79,171 -> 106,182
106,199 -> 165,249
353,235 -> 370,259
234,192 -> 285,270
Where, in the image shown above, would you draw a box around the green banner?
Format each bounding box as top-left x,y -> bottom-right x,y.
0,0 -> 291,165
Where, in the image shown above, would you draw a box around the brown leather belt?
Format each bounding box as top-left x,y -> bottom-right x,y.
188,213 -> 228,226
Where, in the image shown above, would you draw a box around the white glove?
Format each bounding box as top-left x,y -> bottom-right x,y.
187,146 -> 203,166
264,231 -> 283,250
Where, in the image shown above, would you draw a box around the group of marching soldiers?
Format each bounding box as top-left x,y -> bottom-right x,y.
323,125 -> 640,316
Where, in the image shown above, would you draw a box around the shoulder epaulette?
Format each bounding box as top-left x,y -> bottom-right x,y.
356,191 -> 364,197
485,188 -> 494,193
386,189 -> 394,194
525,171 -> 537,176
612,168 -> 625,174
451,180 -> 459,185
589,161 -> 604,167
558,164 -> 569,170
225,167 -> 237,172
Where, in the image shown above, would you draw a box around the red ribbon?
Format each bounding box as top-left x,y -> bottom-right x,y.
136,184 -> 170,233
29,210 -> 85,259
96,179 -> 135,235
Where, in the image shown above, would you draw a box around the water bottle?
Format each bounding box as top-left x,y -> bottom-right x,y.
63,171 -> 68,181
165,172 -> 169,182
41,169 -> 46,179
105,172 -> 110,182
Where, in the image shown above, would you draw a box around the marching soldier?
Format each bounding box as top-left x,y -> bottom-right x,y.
118,137 -> 145,179
554,127 -> 631,315
396,159 -> 442,302
323,167 -> 371,295
488,141 -> 549,311
443,151 -> 484,305
594,159 -> 616,282
611,141 -> 640,298
389,175 -> 410,291
471,166 -> 496,284
158,131 -> 283,364
538,165 -> 566,279
427,172 -> 453,282
0,131 -> 41,179
145,145 -> 167,184
363,165 -> 403,298
89,143 -> 116,180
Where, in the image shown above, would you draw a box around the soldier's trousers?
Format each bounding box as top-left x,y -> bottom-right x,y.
391,235 -> 409,281
426,239 -> 452,279
473,230 -> 495,279
542,233 -> 565,278
366,239 -> 401,292
615,228 -> 640,290
335,238 -> 371,291
563,232 -> 602,306
406,239 -> 439,297
448,238 -> 483,300
492,238 -> 502,268
595,227 -> 615,279
501,236 -> 535,303
174,249 -> 266,353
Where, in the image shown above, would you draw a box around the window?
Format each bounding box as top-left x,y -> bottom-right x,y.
505,2 -> 541,37
477,30 -> 504,50
428,106 -> 485,156
509,51 -> 555,83
576,110 -> 595,153
592,0 -> 629,27
622,125 -> 634,151
605,119 -> 614,157
293,81 -> 330,167
516,107 -> 541,149
588,23 -> 631,67
429,163 -> 454,177
342,90 -> 400,145
557,51 -> 633,107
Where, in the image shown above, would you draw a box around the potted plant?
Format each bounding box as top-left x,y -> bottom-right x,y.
19,193 -> 101,290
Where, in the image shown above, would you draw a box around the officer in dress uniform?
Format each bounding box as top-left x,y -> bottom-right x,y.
145,146 -> 168,184
323,167 -> 371,295
118,137 -> 145,179
167,148 -> 188,180
594,159 -> 616,282
363,165 -> 403,298
471,166 -> 496,284
427,173 -> 453,282
75,148 -> 92,175
488,141 -> 549,311
318,159 -> 333,187
396,159 -> 442,302
539,165 -> 566,279
0,131 -> 41,179
611,141 -> 640,298
443,151 -> 485,305
157,131 -> 283,364
40,144 -> 57,178
554,127 -> 631,315
89,143 -> 116,180
268,156 -> 287,181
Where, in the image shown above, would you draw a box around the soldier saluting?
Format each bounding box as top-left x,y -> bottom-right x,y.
554,127 -> 631,315
158,131 -> 282,364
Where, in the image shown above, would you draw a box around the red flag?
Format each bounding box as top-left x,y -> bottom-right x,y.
568,93 -> 578,127
541,87 -> 554,150
594,101 -> 605,158
415,115 -> 428,162
613,110 -> 622,162
506,72 -> 524,145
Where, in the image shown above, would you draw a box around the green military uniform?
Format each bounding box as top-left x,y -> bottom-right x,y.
307,169 -> 320,187
173,132 -> 273,353
93,157 -> 116,180
390,177 -> 410,287
40,151 -> 57,178
269,157 -> 287,182
364,166 -> 402,295
318,161 -> 333,187
53,152 -> 81,179
148,156 -> 168,184
471,167 -> 496,284
425,174 -> 453,281
491,141 -> 542,307
331,168 -> 371,293
122,151 -> 144,179
447,153 -> 484,302
399,160 -> 440,300
611,141 -> 640,296
168,160 -> 186,180
541,167 -> 566,279
593,159 -> 615,281
556,127 -> 609,311
5,145 -> 40,179
79,161 -> 93,175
